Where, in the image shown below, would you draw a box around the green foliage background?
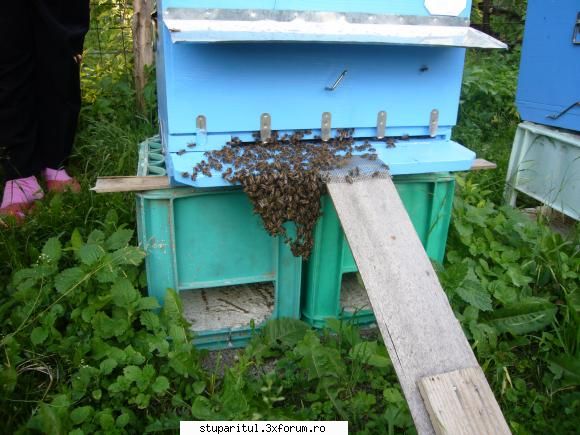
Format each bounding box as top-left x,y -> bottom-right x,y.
1,1 -> 579,434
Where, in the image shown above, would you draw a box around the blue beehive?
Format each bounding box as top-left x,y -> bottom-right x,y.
148,0 -> 504,346
157,0 -> 505,186
516,0 -> 580,132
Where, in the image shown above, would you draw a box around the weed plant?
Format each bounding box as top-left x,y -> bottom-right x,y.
1,1 -> 579,433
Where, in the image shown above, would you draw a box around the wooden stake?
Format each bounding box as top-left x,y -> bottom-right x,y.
132,0 -> 155,112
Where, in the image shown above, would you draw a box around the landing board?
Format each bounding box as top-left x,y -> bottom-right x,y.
327,176 -> 507,434
167,138 -> 475,187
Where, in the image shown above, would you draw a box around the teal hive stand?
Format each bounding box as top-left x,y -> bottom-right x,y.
136,139 -> 302,348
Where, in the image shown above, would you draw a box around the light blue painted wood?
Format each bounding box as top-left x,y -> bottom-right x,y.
167,138 -> 475,187
161,42 -> 465,135
163,0 -> 472,18
516,0 -> 580,132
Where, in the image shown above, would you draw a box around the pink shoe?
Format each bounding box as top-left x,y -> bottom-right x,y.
0,176 -> 44,221
42,168 -> 81,193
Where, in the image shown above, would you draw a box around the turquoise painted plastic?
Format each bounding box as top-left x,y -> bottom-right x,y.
302,172 -> 455,327
136,140 -> 302,348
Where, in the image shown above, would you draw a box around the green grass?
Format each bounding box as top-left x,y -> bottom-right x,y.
1,12 -> 579,434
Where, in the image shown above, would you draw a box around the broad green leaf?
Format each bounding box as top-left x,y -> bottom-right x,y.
93,312 -> 129,339
151,376 -> 170,394
191,396 -> 215,420
116,412 -> 130,428
42,238 -> 62,263
506,267 -> 533,287
70,406 -> 93,425
104,209 -> 119,228
193,381 -> 206,395
162,289 -> 183,321
456,276 -> 492,312
78,243 -> 105,266
105,229 -> 134,251
489,281 -> 517,305
349,342 -> 391,368
28,403 -> 63,435
383,387 -> 404,404
111,278 -> 139,308
110,246 -> 146,266
484,298 -> 557,335
87,229 -> 106,245
54,267 -> 85,293
0,366 -> 17,395
123,365 -> 142,384
124,345 -> 146,365
95,264 -> 119,284
140,311 -> 160,331
261,318 -> 309,347
31,327 -> 49,345
136,297 -> 160,311
295,331 -> 346,381
100,358 -> 118,375
548,355 -> 580,387
70,229 -> 83,250
98,412 -> 115,430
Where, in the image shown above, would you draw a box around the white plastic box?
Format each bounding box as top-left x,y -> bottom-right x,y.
505,122 -> 580,220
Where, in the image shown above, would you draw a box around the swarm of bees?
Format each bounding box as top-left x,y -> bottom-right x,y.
189,130 -> 379,258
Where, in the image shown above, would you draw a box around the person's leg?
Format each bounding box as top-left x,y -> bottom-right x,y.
0,3 -> 42,180
0,3 -> 44,217
33,0 -> 83,192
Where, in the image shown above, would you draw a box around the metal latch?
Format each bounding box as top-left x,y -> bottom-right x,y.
325,70 -> 348,91
376,111 -> 387,139
429,109 -> 439,137
547,101 -> 580,120
321,112 -> 332,141
260,113 -> 271,143
573,12 -> 580,44
196,115 -> 207,145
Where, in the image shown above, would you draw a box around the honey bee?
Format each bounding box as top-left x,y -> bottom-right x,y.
187,142 -> 196,148
176,149 -> 186,156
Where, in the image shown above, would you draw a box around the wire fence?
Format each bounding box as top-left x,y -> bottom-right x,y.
85,1 -> 134,74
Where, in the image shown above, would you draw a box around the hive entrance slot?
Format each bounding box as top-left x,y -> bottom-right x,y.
180,283 -> 275,333
340,272 -> 371,314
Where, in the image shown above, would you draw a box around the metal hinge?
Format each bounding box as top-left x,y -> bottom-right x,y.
377,111 -> 387,139
260,113 -> 271,142
196,115 -> 207,145
321,112 -> 332,141
429,109 -> 439,137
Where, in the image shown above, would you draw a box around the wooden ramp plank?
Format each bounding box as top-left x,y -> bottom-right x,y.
327,177 -> 507,435
418,367 -> 511,435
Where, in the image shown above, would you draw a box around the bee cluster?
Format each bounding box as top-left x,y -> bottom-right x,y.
189,130 -> 381,258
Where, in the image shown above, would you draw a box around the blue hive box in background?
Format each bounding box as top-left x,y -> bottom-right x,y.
516,0 -> 580,132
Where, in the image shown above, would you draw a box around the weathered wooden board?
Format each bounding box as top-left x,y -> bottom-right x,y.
92,176 -> 170,193
418,367 -> 511,435
92,159 -> 494,193
470,158 -> 497,171
327,177 -> 506,434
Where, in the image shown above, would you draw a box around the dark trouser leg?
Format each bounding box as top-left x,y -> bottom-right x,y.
33,3 -> 82,170
35,60 -> 81,169
0,3 -> 40,181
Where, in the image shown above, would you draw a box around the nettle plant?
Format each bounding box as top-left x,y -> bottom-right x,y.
0,211 -> 203,433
